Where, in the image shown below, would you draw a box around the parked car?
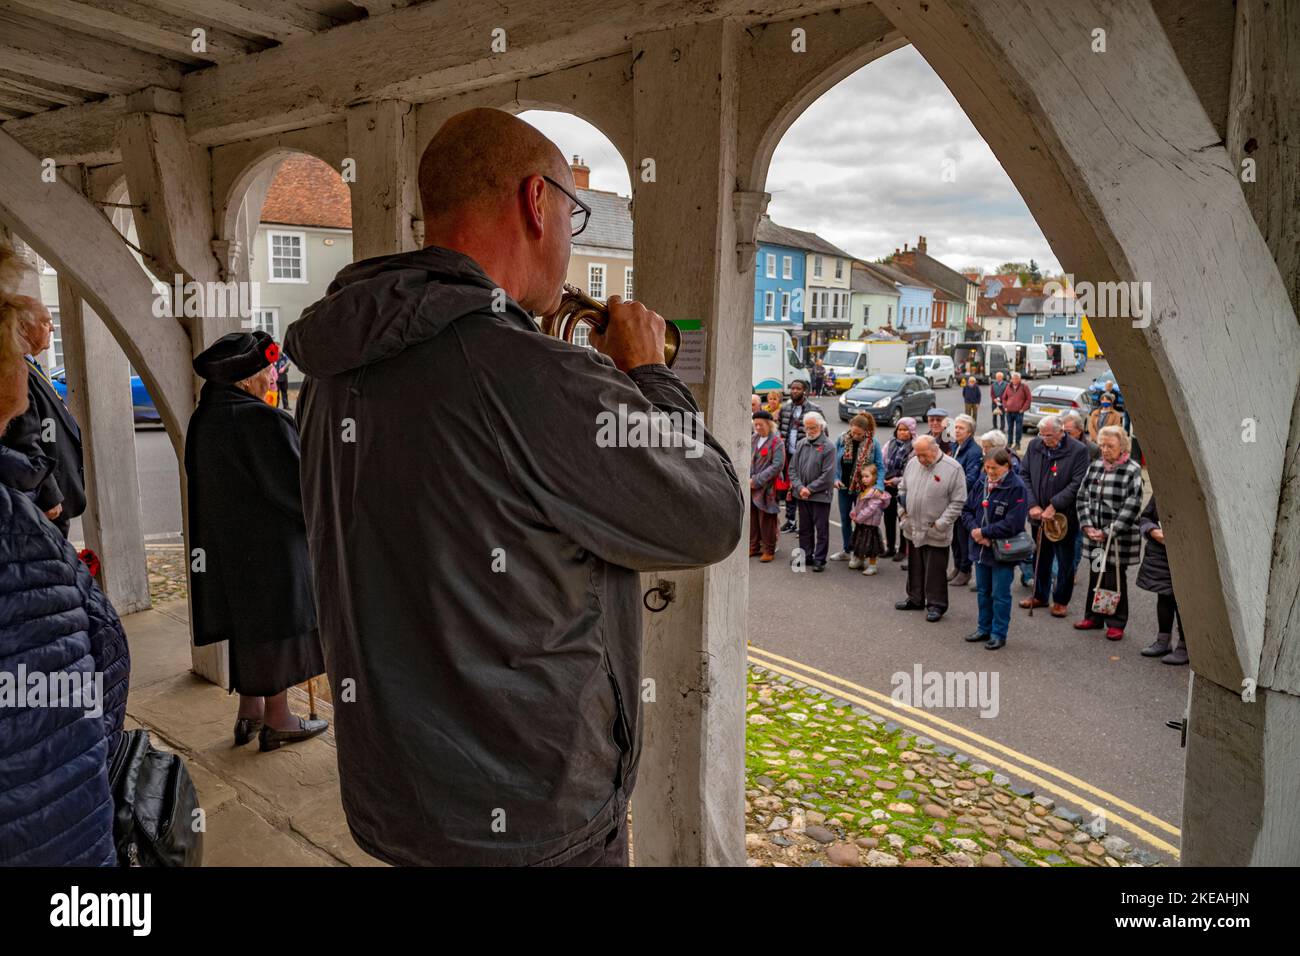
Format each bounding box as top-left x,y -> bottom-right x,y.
903,354 -> 955,388
49,366 -> 161,426
838,373 -> 935,425
1088,368 -> 1126,407
1024,384 -> 1095,432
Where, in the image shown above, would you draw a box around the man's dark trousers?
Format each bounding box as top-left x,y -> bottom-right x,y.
1033,524 -> 1078,606
907,543 -> 950,612
950,516 -> 972,573
797,499 -> 831,565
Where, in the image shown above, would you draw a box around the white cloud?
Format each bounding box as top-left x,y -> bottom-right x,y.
521,44 -> 1060,277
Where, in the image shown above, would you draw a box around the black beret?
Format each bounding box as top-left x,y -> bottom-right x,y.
193,330 -> 278,384
752,410 -> 774,421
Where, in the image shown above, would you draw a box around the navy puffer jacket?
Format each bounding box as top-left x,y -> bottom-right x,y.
0,484 -> 130,865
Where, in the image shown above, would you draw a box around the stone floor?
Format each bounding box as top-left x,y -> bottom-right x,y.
120,598 -> 376,867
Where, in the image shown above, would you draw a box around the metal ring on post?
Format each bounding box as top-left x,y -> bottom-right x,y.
643,580 -> 676,613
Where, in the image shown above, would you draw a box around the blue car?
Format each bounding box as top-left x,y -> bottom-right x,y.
49,366 -> 161,426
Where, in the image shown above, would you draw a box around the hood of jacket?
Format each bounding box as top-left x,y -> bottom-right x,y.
283,246 -> 532,379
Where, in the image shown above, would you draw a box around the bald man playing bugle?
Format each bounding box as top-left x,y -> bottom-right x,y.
285,108 -> 743,867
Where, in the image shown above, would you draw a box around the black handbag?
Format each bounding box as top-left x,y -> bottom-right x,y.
992,530 -> 1035,563
107,729 -> 204,867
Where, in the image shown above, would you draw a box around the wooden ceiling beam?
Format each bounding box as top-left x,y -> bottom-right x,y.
148,0 -> 340,42
0,0 -> 269,64
0,68 -> 89,106
0,10 -> 182,94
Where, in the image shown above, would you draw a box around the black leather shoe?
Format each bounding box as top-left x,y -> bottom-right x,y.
965,631 -> 990,643
234,717 -> 263,746
895,600 -> 924,611
259,715 -> 329,752
925,608 -> 944,623
891,551 -> 906,563
811,562 -> 826,572
985,636 -> 1006,650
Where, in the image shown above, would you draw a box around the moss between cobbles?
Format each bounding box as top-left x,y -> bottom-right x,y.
745,665 -> 1098,867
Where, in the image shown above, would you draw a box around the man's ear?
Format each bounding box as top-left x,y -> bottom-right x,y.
522,175 -> 547,238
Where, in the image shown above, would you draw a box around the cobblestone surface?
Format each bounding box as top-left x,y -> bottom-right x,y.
745,665 -> 1161,868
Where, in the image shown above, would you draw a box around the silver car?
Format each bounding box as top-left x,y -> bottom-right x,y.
1024,384 -> 1095,432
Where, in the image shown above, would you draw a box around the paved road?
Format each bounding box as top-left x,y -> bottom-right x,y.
750,366 -> 1188,860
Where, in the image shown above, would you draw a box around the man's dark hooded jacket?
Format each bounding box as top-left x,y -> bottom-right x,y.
1,360 -> 85,526
284,247 -> 744,866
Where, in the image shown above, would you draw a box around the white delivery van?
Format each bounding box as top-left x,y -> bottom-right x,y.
1022,342 -> 1054,378
753,328 -> 804,393
952,342 -> 1012,384
1046,341 -> 1077,375
823,338 -> 909,392
1002,342 -> 1054,379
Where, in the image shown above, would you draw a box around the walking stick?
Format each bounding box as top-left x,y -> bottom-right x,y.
307,677 -> 318,720
1028,521 -> 1044,617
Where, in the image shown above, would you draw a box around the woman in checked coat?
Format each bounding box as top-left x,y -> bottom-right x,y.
1074,425 -> 1144,639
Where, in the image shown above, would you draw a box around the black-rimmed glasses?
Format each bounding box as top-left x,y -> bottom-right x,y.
543,175 -> 591,237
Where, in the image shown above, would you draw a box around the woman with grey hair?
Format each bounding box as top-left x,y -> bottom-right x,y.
1075,424 -> 1144,639
950,413 -> 982,586
978,428 -> 1032,587
789,411 -> 836,571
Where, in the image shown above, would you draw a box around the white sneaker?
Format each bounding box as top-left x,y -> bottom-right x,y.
848,556 -> 863,570
829,550 -> 850,561
863,565 -> 878,576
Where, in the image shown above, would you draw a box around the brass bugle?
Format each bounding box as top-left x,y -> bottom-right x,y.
538,282 -> 680,367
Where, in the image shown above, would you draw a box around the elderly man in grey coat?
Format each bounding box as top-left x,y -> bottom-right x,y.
896,434 -> 968,621
789,412 -> 837,571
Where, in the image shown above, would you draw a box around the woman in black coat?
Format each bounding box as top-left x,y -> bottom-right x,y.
185,331 -> 327,751
1135,495 -> 1187,665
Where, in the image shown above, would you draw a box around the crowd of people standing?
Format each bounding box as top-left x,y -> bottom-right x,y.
750,376 -> 1187,662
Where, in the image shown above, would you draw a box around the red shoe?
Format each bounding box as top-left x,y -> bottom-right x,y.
1105,627 -> 1124,641
1074,618 -> 1101,630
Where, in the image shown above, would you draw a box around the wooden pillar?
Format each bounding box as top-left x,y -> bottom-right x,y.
55,284 -> 150,613
345,100 -> 418,260
121,108 -> 239,685
630,20 -> 750,866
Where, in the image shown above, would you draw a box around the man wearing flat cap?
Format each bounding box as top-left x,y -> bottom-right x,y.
185,330 -> 327,751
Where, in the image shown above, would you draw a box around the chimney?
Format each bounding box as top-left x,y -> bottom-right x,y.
570,155 -> 590,190
917,235 -> 927,255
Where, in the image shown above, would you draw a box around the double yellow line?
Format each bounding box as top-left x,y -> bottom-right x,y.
747,643 -> 1181,860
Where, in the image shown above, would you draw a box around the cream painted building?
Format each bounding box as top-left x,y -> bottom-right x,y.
563,158 -> 633,347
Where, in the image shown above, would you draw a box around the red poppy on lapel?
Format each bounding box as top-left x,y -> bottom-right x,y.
265,342 -> 281,364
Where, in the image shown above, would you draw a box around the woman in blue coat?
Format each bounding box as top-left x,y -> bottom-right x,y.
963,447 -> 1029,650
0,245 -> 129,865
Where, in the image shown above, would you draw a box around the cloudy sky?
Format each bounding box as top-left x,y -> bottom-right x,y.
520,45 -> 1060,276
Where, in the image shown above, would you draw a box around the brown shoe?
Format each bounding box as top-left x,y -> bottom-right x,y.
1050,604 -> 1068,617
1019,597 -> 1048,610
749,548 -> 761,557
760,553 -> 774,563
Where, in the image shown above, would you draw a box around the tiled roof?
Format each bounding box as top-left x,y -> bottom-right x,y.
575,188 -> 632,252
260,155 -> 352,229
977,298 -> 1010,317
850,263 -> 899,296
756,216 -> 854,259
867,260 -> 934,290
